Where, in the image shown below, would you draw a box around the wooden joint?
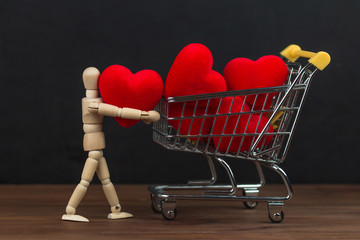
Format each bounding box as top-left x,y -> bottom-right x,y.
86,90 -> 99,98
80,180 -> 90,188
111,204 -> 121,212
101,178 -> 111,185
88,150 -> 103,159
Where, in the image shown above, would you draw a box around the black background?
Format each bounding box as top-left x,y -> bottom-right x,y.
0,0 -> 359,184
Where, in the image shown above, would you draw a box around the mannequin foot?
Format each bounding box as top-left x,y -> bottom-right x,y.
62,214 -> 89,222
108,212 -> 134,219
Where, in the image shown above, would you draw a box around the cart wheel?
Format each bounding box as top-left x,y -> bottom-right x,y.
161,200 -> 177,221
243,201 -> 258,209
150,194 -> 162,214
267,201 -> 284,223
268,210 -> 284,223
162,208 -> 177,221
242,188 -> 259,209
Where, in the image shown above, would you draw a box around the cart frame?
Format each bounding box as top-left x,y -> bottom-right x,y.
148,45 -> 330,223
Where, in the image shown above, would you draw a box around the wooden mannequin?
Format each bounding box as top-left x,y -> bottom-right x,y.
62,67 -> 160,222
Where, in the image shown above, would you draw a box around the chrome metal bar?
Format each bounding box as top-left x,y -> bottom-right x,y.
148,185 -> 291,202
254,161 -> 266,188
204,157 -> 237,195
214,97 -> 236,153
280,69 -> 318,163
167,84 -> 307,103
253,145 -> 281,157
155,131 -> 291,139
249,63 -> 312,155
187,154 -> 217,185
194,99 -> 211,149
148,161 -> 291,201
262,162 -> 293,200
167,107 -> 298,120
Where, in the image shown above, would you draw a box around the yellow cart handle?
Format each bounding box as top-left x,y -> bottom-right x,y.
280,44 -> 331,70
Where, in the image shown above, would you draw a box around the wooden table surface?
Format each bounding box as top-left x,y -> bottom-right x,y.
0,184 -> 359,239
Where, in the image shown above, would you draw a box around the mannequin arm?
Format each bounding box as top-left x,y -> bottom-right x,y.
88,102 -> 160,123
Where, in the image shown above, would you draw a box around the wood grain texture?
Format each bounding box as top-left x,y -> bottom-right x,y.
0,184 -> 359,239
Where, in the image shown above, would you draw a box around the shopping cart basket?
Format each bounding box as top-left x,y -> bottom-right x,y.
148,44 -> 330,223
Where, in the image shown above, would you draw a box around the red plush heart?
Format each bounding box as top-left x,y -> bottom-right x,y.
99,65 -> 164,127
165,43 -> 227,139
212,97 -> 274,153
223,55 -> 288,109
168,101 -> 215,141
165,43 -> 227,99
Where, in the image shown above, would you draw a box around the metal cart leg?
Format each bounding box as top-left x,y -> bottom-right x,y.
267,201 -> 284,223
187,154 -> 217,186
205,156 -> 237,195
149,160 -> 293,223
150,193 -> 162,214
151,194 -> 178,220
262,163 -> 293,223
242,187 -> 259,209
161,199 -> 177,221
242,161 -> 265,209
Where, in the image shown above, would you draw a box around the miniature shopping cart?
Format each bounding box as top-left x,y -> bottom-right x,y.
148,44 -> 330,223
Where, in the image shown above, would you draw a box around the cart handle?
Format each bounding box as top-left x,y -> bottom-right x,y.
280,44 -> 331,70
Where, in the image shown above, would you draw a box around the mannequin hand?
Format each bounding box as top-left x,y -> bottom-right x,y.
141,110 -> 160,124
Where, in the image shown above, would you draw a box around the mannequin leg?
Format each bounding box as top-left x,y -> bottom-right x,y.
62,151 -> 100,222
96,156 -> 133,219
